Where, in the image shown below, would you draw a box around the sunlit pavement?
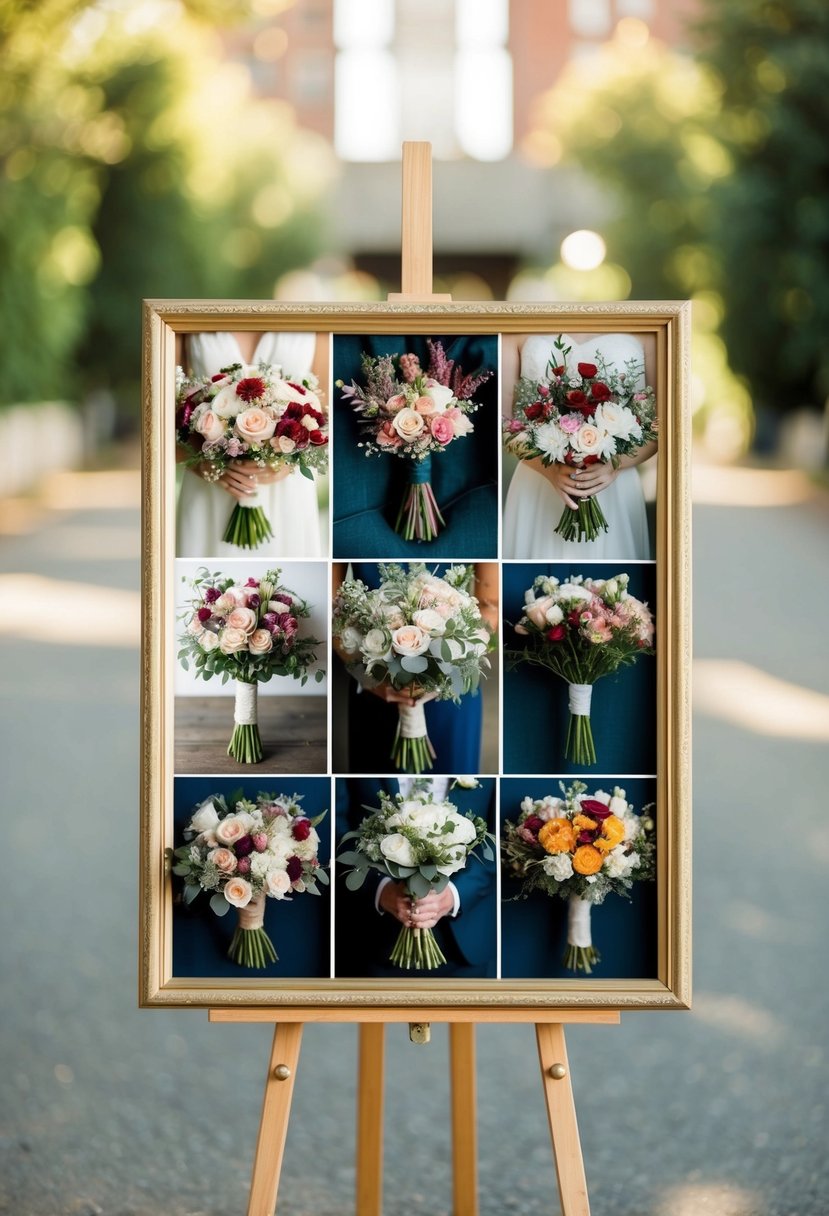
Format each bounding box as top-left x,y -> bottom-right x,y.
1,464 -> 827,1216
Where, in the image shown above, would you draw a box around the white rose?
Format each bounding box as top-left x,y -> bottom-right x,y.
545,605 -> 564,626
199,630 -> 219,653
391,407 -> 426,441
339,626 -> 363,655
361,628 -> 391,659
391,625 -> 430,658
454,777 -> 480,789
609,794 -> 629,817
436,845 -> 466,876
379,833 -> 417,868
405,805 -> 447,836
211,384 -> 243,418
267,834 -> 294,865
193,409 -> 225,444
274,435 -> 297,454
266,869 -> 292,898
444,812 -> 477,846
234,407 -> 276,445
557,583 -> 592,603
422,381 -> 455,411
394,800 -> 422,823
223,877 -> 253,907
572,424 -> 603,456
190,800 -> 220,833
412,609 -> 446,635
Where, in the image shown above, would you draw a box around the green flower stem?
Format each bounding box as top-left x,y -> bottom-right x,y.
554,495 -> 609,544
563,944 -> 601,974
223,502 -> 275,549
228,925 -> 278,968
227,722 -> 264,764
389,924 -> 447,970
391,726 -> 436,774
395,483 -> 446,542
565,712 -> 597,766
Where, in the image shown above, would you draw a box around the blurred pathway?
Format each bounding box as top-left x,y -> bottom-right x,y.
0,465 -> 826,1216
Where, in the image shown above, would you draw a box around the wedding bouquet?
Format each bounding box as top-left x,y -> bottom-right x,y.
337,340 -> 492,542
178,567 -> 324,763
169,790 -> 328,968
338,788 -> 493,970
507,572 -> 654,765
176,360 -> 328,549
332,563 -> 494,772
503,335 -> 657,543
502,781 -> 654,973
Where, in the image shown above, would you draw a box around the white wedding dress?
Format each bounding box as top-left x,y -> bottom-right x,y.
502,333 -> 652,561
176,331 -> 323,558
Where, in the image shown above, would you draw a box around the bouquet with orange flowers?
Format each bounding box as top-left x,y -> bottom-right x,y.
502,781 -> 654,973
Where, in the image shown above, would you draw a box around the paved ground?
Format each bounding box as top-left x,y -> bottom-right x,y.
0,466 -> 827,1216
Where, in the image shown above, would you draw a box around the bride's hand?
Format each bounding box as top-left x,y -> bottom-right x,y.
247,464 -> 293,487
364,684 -> 439,709
544,461 -> 617,508
207,462 -> 259,500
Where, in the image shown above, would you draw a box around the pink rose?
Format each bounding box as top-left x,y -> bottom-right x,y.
391,624 -> 431,657
218,626 -> 248,655
248,628 -> 274,656
376,421 -> 403,449
559,414 -> 582,434
445,407 -> 474,437
430,415 -> 455,445
209,848 -> 237,874
226,607 -> 257,635
384,394 -> 407,415
525,596 -> 557,629
194,410 -> 225,443
235,407 -> 276,445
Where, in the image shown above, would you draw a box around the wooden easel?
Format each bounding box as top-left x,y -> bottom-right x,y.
211,142 -> 617,1216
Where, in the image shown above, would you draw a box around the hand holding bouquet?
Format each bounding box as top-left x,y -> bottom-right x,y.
337,340 -> 492,542
169,791 -> 328,968
503,335 -> 657,543
176,360 -> 328,549
338,788 -> 493,970
178,568 -> 324,763
507,572 -> 654,765
332,563 -> 494,772
502,782 -> 654,973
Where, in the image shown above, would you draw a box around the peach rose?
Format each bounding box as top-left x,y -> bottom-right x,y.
384,393 -> 407,415
391,407 -> 426,441
266,869 -> 292,898
525,596 -> 557,629
223,876 -> 253,908
194,410 -> 225,444
235,407 -> 276,445
573,424 -> 602,455
272,434 -> 297,454
226,607 -> 257,635
376,421 -> 403,449
391,624 -> 430,657
216,814 -> 254,846
218,627 -> 249,655
414,394 -> 438,416
209,847 -> 237,874
248,628 -> 274,656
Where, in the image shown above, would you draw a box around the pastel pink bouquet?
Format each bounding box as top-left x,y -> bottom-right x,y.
507,573 -> 654,765
176,360 -> 328,549
178,567 -> 324,763
169,790 -> 328,968
504,335 -> 657,543
337,340 -> 492,541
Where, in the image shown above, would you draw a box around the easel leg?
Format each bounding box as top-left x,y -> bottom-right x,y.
247,1022 -> 303,1216
450,1023 -> 479,1216
356,1023 -> 385,1216
535,1023 -> 590,1216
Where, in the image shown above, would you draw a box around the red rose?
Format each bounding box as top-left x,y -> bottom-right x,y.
566,389 -> 588,407
551,365 -> 565,376
591,381 -> 612,402
577,362 -> 597,378
275,418 -> 310,449
580,799 -> 613,820
546,625 -> 566,642
524,402 -> 544,420
309,429 -> 328,446
523,815 -> 544,835
292,818 -> 312,841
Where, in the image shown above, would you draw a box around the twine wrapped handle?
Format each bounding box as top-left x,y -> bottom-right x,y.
237,892 -> 266,931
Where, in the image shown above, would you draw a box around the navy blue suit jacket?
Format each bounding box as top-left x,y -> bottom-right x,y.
335,778 -> 496,977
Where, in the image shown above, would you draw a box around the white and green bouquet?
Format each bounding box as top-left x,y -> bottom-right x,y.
178,567 -> 324,764
338,788 -> 493,970
169,790 -> 328,969
332,563 -> 494,772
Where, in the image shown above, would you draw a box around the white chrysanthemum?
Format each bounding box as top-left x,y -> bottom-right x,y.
604,846 -> 640,879
292,831 -> 320,862
542,853 -> 574,881
250,852 -> 273,880
533,420 -> 569,463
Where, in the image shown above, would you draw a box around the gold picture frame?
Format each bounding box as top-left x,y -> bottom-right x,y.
140,298 -> 691,1010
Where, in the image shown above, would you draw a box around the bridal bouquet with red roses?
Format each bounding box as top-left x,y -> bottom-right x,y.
503,335 -> 657,543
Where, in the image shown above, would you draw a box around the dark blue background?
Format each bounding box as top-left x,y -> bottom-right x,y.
502,562 -> 657,774
172,776 -> 331,979
332,334 -> 498,558
500,776 -> 658,979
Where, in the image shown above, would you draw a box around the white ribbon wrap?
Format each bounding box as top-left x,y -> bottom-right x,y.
567,897 -> 593,949
237,892 -> 266,931
398,701 -> 428,739
234,681 -> 258,725
568,683 -> 593,716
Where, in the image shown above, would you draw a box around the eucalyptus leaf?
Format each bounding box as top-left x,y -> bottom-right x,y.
400,655 -> 429,674
210,893 -> 230,917
336,850 -> 366,868
183,884 -> 201,906
408,871 -> 433,899
345,869 -> 367,891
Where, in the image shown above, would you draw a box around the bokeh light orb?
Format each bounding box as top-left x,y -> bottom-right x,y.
560,229 -> 607,271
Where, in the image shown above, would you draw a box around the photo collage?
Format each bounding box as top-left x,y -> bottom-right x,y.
170,326 -> 659,985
